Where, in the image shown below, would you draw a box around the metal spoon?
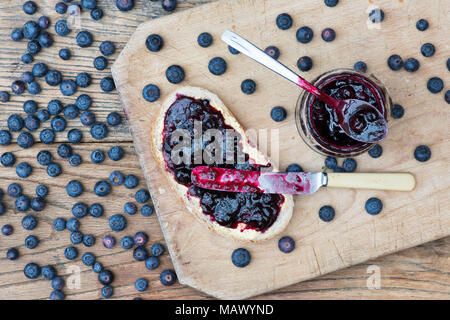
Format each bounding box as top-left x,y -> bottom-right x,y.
221,30 -> 388,143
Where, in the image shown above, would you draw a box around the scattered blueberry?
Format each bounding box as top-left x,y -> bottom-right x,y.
416,18 -> 429,31
91,123 -> 108,140
98,270 -> 114,285
365,197 -> 383,215
133,247 -> 148,261
41,265 -> 56,281
369,8 -> 384,23
89,203 -> 104,218
0,91 -> 10,103
166,65 -> 185,84
270,106 -> 287,122
109,171 -> 124,186
37,16 -> 50,29
68,129 -> 83,144
90,7 -> 103,20
83,234 -> 96,247
81,111 -> 96,126
427,77 -> 443,94
66,180 -> 84,197
24,263 -> 41,279
22,215 -> 37,230
51,277 -> 65,291
354,61 -> 367,73
100,76 -> 115,92
36,184 -> 48,198
342,158 -> 357,172
142,84 -> 160,102
55,19 -> 70,36
134,232 -> 148,247
324,0 -> 339,7
0,130 -> 11,146
124,202 -> 137,215
161,0 -> 177,12
297,56 -> 313,72
91,150 -> 105,163
151,243 -> 165,257
108,146 -> 124,161
2,152 -> 16,167
100,41 -> 115,56
124,174 -> 138,189
145,34 -> 163,52
208,57 -> 227,75
145,256 -> 160,270
45,70 -> 62,86
285,164 -> 303,172
109,214 -> 127,232
231,248 -> 251,268
421,43 -> 435,57
64,246 -> 79,260
276,13 -> 293,30
67,218 -> 80,232
37,110 -> 50,122
72,202 -> 88,218
23,21 -> 40,40
17,132 -> 34,149
30,197 -> 45,211
318,205 -> 335,222
241,79 -> 256,95
82,252 -> 96,267
387,54 -> 403,71
404,58 -> 420,72
391,103 -> 404,119
94,180 -> 111,197
53,218 -> 66,231
55,2 -> 68,14
2,225 -> 13,236
37,150 -> 53,166
11,28 -> 24,41
60,79 -> 77,96
198,32 -> 213,47
278,236 -> 295,253
228,45 -> 240,55
103,235 -> 116,248
92,262 -> 103,273
368,144 -> 383,158
76,30 -> 94,47
120,236 -> 134,250
71,232 -> 83,245
264,46 -> 280,59
321,28 -> 336,42
160,270 -> 177,286
22,53 -> 34,64
101,286 -> 113,298
47,162 -> 62,177
414,145 -> 431,162
135,278 -> 148,292
6,248 -> 19,260
296,26 -> 314,44
8,183 -> 22,198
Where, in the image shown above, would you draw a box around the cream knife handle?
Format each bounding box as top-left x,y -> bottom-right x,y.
326,173 -> 416,191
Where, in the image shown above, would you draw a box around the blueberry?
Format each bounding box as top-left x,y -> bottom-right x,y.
76,31 -> 94,47
94,56 -> 108,70
98,270 -> 114,285
296,26 -> 314,44
264,46 -> 280,59
318,205 -> 335,222
353,61 -> 367,73
38,32 -> 53,48
447,58 -> 450,71
81,111 -> 96,126
92,262 -> 103,273
48,99 -> 63,115
66,180 -> 83,197
166,65 -> 185,84
47,162 -> 62,177
324,0 -> 339,7
24,263 -> 41,279
24,115 -> 40,131
121,236 -> 134,249
151,243 -> 165,257
91,150 -> 105,163
368,144 -> 383,158
145,256 -> 160,270
160,270 -> 177,286
36,184 -> 48,198
82,253 -> 96,266
321,28 -> 336,42
208,57 -> 227,75
142,84 -> 160,102
0,91 -> 9,103
76,94 -> 92,110
83,234 -> 96,247
101,286 -> 113,299
342,158 -> 357,172
133,247 -> 148,261
297,56 -> 313,71
427,77 -> 443,94
145,34 -> 163,52
0,203 -> 4,216
55,20 -> 71,36
161,0 -> 177,12
100,41 -> 115,56
37,110 -> 50,122
38,16 -> 50,29
135,278 -> 148,292
391,103 -> 404,119
285,164 -> 303,172
26,40 -> 40,54
228,45 -> 240,55
8,183 -> 22,198
11,28 -> 24,41
72,202 -> 88,218
23,100 -> 38,114
278,236 -> 295,253
324,156 -> 337,169
197,32 -> 213,47
22,53 -> 34,64
58,48 -> 71,61
67,218 -> 80,232
231,248 -> 251,268
90,7 -> 103,20
0,152 -> 14,167
40,129 -> 56,145
8,114 -> 24,132
387,54 -> 403,71
445,90 -> 450,104
241,79 -> 256,95
81,0 -> 97,9
124,202 -> 137,215
30,197 -> 45,211
0,188 -> 4,201
16,195 -> 30,211
60,79 -> 77,96
369,8 -> 384,23
124,174 -> 139,189
94,181 -> 111,197
6,248 -> 19,260
135,189 -> 150,204
89,203 -> 104,218
51,277 -> 65,290
108,146 -> 125,161
103,235 -> 116,248
45,70 -> 62,86
2,225 -> 13,236
17,132 -> 34,149
91,123 -> 108,140
414,145 -> 431,162
70,233 -> 83,248
68,129 -> 83,144
21,72 -> 35,84
421,43 -> 435,57
133,232 -> 148,247
23,21 -> 40,40
57,143 -> 73,158
50,293 -> 66,304
276,13 -> 292,30
270,106 -> 287,122
116,0 -> 135,11
53,218 -> 66,231
25,235 -> 39,249
100,77 -> 115,92
22,215 -> 37,230
64,246 -> 79,260
55,2 -> 68,14
404,58 -> 420,72
76,72 -> 91,88
0,130 -> 11,146
365,197 -> 383,215
416,18 -> 429,31
16,162 -> 32,178
11,80 -> 26,94
27,81 -> 41,95
109,171 -> 124,186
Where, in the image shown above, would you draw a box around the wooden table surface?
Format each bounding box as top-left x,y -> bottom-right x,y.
0,0 -> 448,300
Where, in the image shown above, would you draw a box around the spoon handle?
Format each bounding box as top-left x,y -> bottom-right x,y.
221,30 -> 338,108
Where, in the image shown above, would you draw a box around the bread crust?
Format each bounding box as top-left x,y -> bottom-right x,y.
151,86 -> 293,242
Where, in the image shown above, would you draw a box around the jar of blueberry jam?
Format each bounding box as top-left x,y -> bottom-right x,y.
295,69 -> 392,157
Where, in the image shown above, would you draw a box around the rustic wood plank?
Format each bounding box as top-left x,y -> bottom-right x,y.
0,0 -> 448,300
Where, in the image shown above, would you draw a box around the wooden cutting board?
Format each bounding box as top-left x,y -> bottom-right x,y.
111,0 -> 449,299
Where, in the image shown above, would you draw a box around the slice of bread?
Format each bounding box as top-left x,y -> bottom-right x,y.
152,86 -> 294,242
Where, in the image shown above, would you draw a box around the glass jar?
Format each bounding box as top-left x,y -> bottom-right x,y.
295,68 -> 392,157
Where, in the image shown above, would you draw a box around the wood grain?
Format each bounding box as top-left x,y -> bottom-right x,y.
0,0 -> 448,300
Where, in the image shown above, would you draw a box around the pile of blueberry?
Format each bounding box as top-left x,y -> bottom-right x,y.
0,0 -> 181,300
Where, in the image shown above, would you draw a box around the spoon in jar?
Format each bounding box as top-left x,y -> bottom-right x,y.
221,30 -> 388,143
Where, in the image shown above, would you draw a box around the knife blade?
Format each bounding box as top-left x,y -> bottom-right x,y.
191,166 -> 416,194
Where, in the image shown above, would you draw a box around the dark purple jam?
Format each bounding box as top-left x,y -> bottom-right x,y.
162,95 -> 284,232
308,74 -> 386,153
